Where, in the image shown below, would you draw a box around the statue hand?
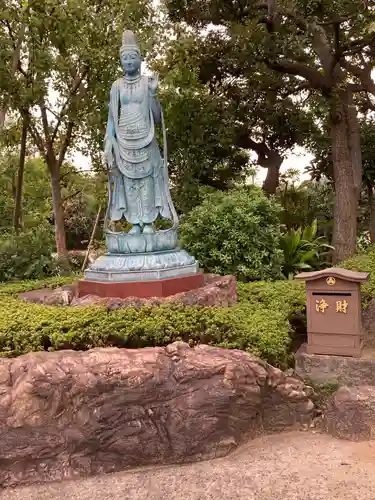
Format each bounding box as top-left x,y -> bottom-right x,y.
148,73 -> 159,94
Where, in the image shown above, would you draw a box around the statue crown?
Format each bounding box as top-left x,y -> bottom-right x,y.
120,30 -> 141,55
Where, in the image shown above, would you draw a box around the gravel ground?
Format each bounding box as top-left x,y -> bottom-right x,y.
2,431 -> 375,500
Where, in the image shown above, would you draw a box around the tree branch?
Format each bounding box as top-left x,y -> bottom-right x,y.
57,121 -> 74,170
256,3 -> 307,30
342,34 -> 375,55
62,190 -> 82,204
266,59 -> 331,92
26,115 -> 46,157
257,3 -> 335,84
39,100 -> 50,141
279,81 -> 311,98
0,0 -> 37,130
341,59 -> 375,97
51,66 -> 88,143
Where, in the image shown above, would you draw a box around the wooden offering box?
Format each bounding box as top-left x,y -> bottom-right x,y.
295,268 -> 369,357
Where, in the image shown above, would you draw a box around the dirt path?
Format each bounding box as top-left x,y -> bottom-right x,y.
3,431 -> 375,500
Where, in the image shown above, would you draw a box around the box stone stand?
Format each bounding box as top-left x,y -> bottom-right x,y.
295,268 -> 369,358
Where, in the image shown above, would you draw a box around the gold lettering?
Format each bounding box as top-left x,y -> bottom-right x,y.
336,300 -> 348,314
316,299 -> 329,313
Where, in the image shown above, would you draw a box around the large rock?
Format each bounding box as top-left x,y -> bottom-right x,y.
324,386 -> 375,441
363,298 -> 375,345
0,342 -> 314,488
19,274 -> 237,308
295,343 -> 375,386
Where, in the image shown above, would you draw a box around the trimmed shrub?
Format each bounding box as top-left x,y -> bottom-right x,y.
180,187 -> 284,281
0,277 -> 306,367
341,246 -> 375,303
1,246 -> 375,367
0,275 -> 79,295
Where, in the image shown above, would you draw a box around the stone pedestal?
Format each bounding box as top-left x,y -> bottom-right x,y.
295,343 -> 375,386
78,247 -> 204,299
78,273 -> 204,299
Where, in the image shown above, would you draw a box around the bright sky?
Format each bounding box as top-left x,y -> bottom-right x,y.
255,147 -> 312,184
73,139 -> 312,184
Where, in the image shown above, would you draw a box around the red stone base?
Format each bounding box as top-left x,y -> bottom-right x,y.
77,273 -> 205,299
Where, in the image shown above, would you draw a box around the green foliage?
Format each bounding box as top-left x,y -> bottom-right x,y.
280,220 -> 334,279
0,275 -> 78,295
0,277 -> 307,367
155,42 -> 248,212
2,245 -> 375,366
0,155 -> 52,231
276,176 -> 334,239
0,152 -> 105,252
60,164 -> 106,249
1,0 -> 155,158
180,187 -> 284,281
341,246 -> 375,303
307,379 -> 340,409
156,26 -> 317,200
357,232 -> 371,253
0,225 -> 56,282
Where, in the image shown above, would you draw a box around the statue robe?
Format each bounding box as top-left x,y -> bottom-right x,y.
105,76 -> 172,225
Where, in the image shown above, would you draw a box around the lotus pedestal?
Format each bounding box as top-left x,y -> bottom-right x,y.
78,230 -> 203,299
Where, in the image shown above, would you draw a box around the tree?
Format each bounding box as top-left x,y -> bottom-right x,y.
154,52 -> 248,212
0,0 -> 33,131
0,154 -> 51,230
156,28 -> 317,196
0,150 -> 106,252
276,172 -> 334,239
1,0 -> 154,265
13,114 -> 29,232
164,0 -> 375,262
360,120 -> 375,242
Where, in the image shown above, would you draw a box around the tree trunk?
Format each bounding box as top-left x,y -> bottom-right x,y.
260,150 -> 283,195
367,182 -> 375,244
331,90 -> 362,263
49,162 -> 70,271
13,115 -> 28,233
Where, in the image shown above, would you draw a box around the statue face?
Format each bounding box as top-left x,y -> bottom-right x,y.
120,50 -> 141,76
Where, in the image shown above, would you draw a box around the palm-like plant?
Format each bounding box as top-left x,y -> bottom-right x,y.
280,220 -> 334,280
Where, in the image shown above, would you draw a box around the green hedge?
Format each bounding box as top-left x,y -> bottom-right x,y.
1,245 -> 374,366
340,247 -> 375,304
0,276 -> 306,367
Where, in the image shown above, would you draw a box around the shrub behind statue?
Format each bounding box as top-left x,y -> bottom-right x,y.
180,186 -> 284,282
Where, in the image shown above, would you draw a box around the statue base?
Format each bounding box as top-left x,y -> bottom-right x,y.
78,248 -> 204,299
78,273 -> 204,299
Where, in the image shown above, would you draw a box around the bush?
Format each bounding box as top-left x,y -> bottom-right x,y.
341,246 -> 375,303
280,220 -> 333,279
2,246 -> 374,366
0,225 -> 56,282
0,276 -> 306,367
180,187 -> 284,281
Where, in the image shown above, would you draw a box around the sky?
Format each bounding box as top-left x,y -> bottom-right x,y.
72,139 -> 313,185
255,147 -> 313,184
72,141 -> 313,185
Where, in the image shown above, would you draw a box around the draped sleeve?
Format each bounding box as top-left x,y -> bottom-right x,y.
148,77 -> 162,126
105,79 -> 121,142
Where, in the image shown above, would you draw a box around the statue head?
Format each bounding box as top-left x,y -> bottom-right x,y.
120,30 -> 142,77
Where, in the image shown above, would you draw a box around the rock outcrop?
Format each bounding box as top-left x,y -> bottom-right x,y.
324,386 -> 375,441
0,342 -> 314,487
19,274 -> 237,309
